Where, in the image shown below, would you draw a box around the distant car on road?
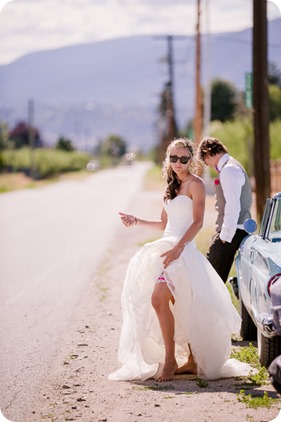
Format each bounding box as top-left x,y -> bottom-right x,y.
86,160 -> 100,172
120,152 -> 136,165
230,192 -> 281,367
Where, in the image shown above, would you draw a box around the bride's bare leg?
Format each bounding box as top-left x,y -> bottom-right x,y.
176,344 -> 197,375
151,283 -> 177,381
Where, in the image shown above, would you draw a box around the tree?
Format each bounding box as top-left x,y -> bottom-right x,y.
268,62 -> 281,121
101,135 -> 127,160
211,79 -> 238,122
56,137 -> 75,152
0,122 -> 9,150
269,84 -> 281,121
268,62 -> 281,87
9,121 -> 43,149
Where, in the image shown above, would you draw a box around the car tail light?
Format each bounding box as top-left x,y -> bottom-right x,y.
267,273 -> 281,296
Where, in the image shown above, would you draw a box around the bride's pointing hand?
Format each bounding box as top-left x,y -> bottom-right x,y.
119,212 -> 137,228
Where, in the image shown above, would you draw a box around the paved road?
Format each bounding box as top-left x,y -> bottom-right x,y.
0,162 -> 151,418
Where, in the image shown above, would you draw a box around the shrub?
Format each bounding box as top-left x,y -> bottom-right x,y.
2,148 -> 91,179
210,118 -> 281,176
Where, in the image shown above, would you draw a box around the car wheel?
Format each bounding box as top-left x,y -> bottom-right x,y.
258,329 -> 281,368
240,299 -> 257,341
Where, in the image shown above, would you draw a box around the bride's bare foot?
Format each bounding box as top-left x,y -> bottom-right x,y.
175,358 -> 197,375
155,360 -> 178,382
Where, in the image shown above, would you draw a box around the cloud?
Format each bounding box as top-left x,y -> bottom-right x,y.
0,0 -> 279,65
0,0 -> 14,14
0,0 -> 197,63
269,0 -> 281,13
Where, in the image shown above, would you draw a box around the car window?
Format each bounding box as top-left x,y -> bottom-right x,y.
268,197 -> 281,242
260,198 -> 271,237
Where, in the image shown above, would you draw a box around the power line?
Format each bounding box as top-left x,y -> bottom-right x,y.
216,36 -> 281,48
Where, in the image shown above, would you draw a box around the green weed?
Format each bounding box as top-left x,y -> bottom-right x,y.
237,390 -> 277,409
230,343 -> 260,368
231,343 -> 269,386
196,378 -> 209,388
145,384 -> 175,391
247,366 -> 270,386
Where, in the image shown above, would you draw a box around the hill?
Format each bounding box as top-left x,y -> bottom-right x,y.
0,18 -> 280,151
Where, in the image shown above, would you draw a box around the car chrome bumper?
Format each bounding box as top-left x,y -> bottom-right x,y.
260,316 -> 281,338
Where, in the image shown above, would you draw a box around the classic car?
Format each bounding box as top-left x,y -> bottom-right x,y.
230,191 -> 281,367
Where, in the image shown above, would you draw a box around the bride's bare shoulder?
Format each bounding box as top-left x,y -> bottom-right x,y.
190,173 -> 205,186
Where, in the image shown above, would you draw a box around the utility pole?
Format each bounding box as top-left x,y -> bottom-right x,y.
194,0 -> 202,146
156,35 -> 178,141
28,98 -> 35,179
203,0 -> 211,137
194,0 -> 204,176
165,36 -> 178,143
253,0 -> 271,222
156,35 -> 185,161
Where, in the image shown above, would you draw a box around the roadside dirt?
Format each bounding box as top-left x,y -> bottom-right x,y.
10,189 -> 281,422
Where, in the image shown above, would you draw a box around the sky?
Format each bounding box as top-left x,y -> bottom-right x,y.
0,0 -> 280,65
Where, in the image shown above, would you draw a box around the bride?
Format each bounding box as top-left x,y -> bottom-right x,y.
109,138 -> 252,382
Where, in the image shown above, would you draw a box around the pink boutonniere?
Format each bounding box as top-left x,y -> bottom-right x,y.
214,178 -> 220,185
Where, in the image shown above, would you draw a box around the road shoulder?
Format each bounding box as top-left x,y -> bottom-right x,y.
22,190 -> 279,422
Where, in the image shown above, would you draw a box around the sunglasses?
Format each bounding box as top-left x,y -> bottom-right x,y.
170,155 -> 190,164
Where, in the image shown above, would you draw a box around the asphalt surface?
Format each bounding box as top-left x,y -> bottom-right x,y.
0,162 -> 152,420
2,173 -> 277,422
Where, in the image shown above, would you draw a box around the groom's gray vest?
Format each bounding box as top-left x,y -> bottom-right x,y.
214,157 -> 252,233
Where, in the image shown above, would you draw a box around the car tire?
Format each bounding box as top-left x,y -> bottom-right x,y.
240,299 -> 257,341
258,329 -> 281,368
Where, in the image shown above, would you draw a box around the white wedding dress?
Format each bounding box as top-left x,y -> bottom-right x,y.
109,195 -> 253,381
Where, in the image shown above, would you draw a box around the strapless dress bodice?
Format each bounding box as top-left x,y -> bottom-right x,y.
163,195 -> 193,239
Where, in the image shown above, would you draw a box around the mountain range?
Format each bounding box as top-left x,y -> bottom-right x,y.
0,18 -> 280,152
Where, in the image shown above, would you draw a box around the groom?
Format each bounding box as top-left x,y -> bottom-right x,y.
198,137 -> 253,283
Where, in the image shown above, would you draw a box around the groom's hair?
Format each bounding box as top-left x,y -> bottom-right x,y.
197,137 -> 228,162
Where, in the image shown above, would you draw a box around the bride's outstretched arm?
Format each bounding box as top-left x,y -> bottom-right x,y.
119,207 -> 167,231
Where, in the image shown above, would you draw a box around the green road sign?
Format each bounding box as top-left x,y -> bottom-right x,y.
245,72 -> 253,109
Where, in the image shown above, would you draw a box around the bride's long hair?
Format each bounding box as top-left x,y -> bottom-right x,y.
162,138 -> 198,201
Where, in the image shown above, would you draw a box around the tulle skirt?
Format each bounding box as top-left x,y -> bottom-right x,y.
109,237 -> 253,381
